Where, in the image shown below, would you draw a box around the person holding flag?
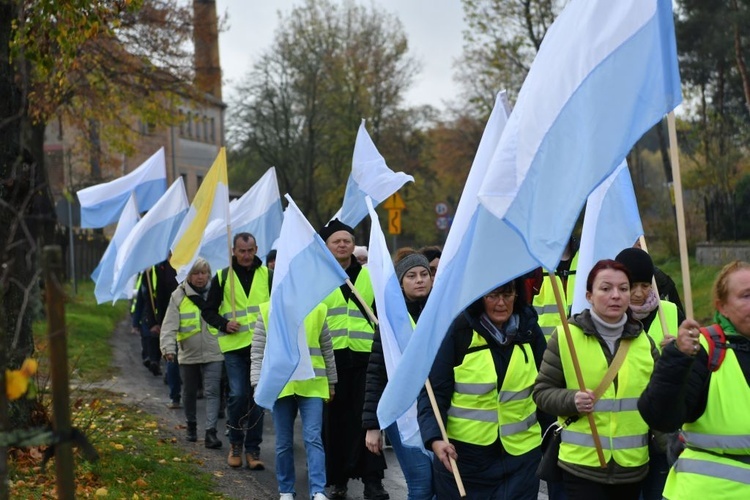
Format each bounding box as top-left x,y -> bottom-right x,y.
318,219 -> 389,500
251,302 -> 337,500
533,260 -> 659,499
417,276 -> 547,499
202,232 -> 272,470
362,249 -> 435,500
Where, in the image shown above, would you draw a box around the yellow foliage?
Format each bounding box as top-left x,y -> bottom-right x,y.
5,369 -> 29,401
20,358 -> 38,377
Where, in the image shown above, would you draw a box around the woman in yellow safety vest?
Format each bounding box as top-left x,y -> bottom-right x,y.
417,277 -> 548,499
533,259 -> 659,499
638,260 -> 750,500
615,248 -> 683,500
160,257 -> 225,448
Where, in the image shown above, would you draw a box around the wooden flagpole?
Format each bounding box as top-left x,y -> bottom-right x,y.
667,112 -> 694,318
547,270 -> 607,468
346,278 -> 467,497
226,227 -> 237,320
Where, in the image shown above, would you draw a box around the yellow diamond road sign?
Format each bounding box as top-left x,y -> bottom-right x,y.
383,192 -> 406,210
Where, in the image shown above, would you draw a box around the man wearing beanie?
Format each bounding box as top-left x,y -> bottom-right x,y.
319,219 -> 389,500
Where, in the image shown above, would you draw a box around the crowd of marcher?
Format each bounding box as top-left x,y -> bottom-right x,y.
129,223 -> 750,500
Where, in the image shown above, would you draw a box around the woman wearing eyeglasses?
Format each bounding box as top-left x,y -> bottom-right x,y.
417,278 -> 548,499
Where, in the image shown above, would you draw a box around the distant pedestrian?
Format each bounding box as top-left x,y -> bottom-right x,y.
161,257 -> 224,448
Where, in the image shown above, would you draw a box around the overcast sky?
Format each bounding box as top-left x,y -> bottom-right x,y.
217,0 -> 467,110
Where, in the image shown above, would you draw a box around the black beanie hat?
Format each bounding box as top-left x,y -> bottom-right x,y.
318,219 -> 355,243
615,247 -> 654,284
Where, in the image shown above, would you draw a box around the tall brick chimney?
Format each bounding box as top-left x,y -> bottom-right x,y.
193,0 -> 222,100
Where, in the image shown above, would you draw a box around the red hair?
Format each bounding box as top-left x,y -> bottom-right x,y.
586,259 -> 632,292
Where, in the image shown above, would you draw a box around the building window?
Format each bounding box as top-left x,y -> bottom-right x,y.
179,110 -> 185,136
210,117 -> 215,143
187,111 -> 193,137
180,173 -> 188,189
203,116 -> 208,142
196,175 -> 204,189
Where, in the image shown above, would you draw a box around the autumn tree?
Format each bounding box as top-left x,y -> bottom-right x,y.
1,3 -> 203,480
228,0 -> 418,229
456,0 -> 563,117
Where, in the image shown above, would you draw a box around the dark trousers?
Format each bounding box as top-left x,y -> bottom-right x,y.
432,443 -> 539,500
140,325 -> 160,364
324,363 -> 386,485
562,470 -> 642,500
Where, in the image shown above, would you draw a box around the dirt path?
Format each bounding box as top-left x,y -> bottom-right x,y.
102,319 -> 408,500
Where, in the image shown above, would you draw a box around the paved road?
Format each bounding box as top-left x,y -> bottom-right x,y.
104,319 -> 550,499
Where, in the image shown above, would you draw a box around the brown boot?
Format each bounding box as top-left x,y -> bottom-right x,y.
245,452 -> 265,470
227,442 -> 242,468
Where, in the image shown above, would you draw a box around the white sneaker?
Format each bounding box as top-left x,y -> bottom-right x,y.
312,494 -> 328,500
279,494 -> 295,500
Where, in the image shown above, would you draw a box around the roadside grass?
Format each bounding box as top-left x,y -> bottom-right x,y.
14,280 -> 227,499
653,255 -> 722,323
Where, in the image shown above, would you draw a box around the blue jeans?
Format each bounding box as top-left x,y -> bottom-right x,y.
385,424 -> 435,500
273,395 -> 326,496
166,357 -> 181,401
224,346 -> 264,453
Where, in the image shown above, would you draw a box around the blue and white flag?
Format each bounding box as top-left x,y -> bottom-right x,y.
77,148 -> 167,228
91,193 -> 140,304
110,178 -> 189,298
571,162 -> 644,315
378,92 -> 537,427
366,197 -> 424,449
380,0 -> 681,428
184,167 -> 283,281
477,0 -> 681,271
255,195 -> 348,410
335,120 -> 414,227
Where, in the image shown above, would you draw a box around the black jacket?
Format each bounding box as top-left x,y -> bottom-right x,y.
202,255 -> 271,333
362,296 -> 428,430
638,331 -> 750,432
417,304 -> 548,450
139,260 -> 178,329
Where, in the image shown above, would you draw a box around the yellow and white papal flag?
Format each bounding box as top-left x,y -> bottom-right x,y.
170,147 -> 230,273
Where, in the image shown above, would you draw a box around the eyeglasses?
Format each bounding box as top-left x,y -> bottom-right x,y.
484,292 -> 517,303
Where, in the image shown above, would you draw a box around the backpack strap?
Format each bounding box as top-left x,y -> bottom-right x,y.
699,324 -> 726,372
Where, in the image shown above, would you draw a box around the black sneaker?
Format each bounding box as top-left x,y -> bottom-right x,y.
328,484 -> 347,499
363,481 -> 389,500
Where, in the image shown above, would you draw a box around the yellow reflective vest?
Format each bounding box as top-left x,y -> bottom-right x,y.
323,268 -> 375,353
663,335 -> 750,499
533,254 -> 578,339
208,266 -> 270,352
259,302 -> 330,400
446,331 -> 541,455
176,298 -> 202,342
644,300 -> 679,352
557,324 -> 653,468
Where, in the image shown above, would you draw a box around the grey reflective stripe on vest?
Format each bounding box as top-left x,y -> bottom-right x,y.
674,457 -> 750,485
498,386 -> 533,403
179,312 -> 197,321
535,305 -> 559,315
178,325 -> 196,333
247,305 -> 260,314
500,413 -> 538,436
328,307 -> 348,315
236,324 -> 250,333
447,406 -> 496,423
541,326 -> 556,337
562,429 -> 647,449
309,347 -> 322,357
593,398 -> 639,413
682,432 -> 750,450
330,329 -> 347,338
222,310 -> 248,319
350,310 -> 367,319
349,330 -> 373,340
454,382 -> 495,395
314,367 -> 327,377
